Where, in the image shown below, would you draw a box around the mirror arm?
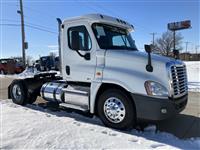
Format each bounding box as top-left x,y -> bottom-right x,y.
75,49 -> 90,60
75,49 -> 85,58
146,52 -> 153,72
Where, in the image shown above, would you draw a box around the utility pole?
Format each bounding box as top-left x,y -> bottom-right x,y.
184,41 -> 190,60
195,45 -> 200,54
18,0 -> 26,66
150,32 -> 157,46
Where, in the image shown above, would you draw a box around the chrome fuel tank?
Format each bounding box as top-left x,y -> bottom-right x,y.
40,81 -> 67,102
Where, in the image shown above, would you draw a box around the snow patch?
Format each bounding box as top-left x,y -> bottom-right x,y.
0,67 -> 60,79
184,61 -> 200,92
1,100 -> 200,149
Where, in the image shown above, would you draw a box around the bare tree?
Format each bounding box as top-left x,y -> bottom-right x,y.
153,31 -> 183,56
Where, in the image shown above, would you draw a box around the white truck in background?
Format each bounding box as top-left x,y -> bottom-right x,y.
9,14 -> 188,129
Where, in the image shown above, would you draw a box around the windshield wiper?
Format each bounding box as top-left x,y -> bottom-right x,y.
120,35 -> 128,48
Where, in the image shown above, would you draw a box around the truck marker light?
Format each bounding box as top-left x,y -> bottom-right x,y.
96,72 -> 101,76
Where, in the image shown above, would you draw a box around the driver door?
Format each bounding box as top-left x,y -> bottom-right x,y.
62,22 -> 96,82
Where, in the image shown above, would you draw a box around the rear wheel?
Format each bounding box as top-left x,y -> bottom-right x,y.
10,80 -> 28,105
97,89 -> 136,130
28,94 -> 37,104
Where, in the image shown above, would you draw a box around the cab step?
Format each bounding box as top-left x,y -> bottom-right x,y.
59,103 -> 89,112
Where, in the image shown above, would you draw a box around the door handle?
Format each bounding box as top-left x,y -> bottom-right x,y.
66,66 -> 70,75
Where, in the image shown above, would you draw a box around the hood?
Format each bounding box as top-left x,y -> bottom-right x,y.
104,50 -> 184,81
105,50 -> 184,67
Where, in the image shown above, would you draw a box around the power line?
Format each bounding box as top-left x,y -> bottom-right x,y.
22,5 -> 58,19
1,19 -> 57,33
25,24 -> 57,34
84,1 -> 152,32
0,23 -> 57,34
0,23 -> 20,27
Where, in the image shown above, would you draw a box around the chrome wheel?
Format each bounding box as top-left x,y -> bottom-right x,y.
104,97 -> 126,123
12,84 -> 22,102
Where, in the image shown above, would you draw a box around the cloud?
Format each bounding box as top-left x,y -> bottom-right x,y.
48,45 -> 58,48
50,49 -> 58,53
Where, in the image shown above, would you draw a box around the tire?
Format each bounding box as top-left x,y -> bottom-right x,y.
27,94 -> 37,104
97,89 -> 136,130
10,80 -> 28,105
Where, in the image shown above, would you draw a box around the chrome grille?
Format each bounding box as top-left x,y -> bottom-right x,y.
171,65 -> 188,97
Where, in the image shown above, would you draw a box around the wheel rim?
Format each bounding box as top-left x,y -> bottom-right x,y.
104,97 -> 126,123
0,70 -> 4,74
12,84 -> 22,102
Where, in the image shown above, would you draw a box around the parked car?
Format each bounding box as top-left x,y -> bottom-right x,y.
34,60 -> 41,71
0,59 -> 15,74
14,58 -> 25,74
0,58 -> 24,74
40,56 -> 55,71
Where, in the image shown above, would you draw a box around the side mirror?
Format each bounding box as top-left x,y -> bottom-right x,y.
144,44 -> 152,53
71,30 -> 91,61
173,50 -> 179,59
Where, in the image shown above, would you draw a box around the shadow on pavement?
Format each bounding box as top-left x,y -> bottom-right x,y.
156,113 -> 200,139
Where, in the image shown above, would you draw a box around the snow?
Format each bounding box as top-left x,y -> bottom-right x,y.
0,67 -> 60,79
184,61 -> 200,92
1,100 -> 200,149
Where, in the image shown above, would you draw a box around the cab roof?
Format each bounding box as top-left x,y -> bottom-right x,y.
63,14 -> 134,32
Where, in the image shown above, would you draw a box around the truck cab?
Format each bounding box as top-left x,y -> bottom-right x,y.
9,14 -> 188,129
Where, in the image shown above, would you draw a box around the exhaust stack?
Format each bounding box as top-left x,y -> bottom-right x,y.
57,18 -> 62,74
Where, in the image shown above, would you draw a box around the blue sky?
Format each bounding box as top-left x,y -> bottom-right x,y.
0,0 -> 199,59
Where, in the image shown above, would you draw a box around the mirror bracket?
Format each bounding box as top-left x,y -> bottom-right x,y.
75,50 -> 90,60
144,44 -> 153,72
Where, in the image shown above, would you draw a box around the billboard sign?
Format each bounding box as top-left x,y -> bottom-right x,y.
168,20 -> 191,31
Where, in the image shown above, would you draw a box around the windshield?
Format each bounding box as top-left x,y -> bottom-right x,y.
92,23 -> 137,50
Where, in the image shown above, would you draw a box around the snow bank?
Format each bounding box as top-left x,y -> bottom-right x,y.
1,100 -> 199,149
185,61 -> 200,92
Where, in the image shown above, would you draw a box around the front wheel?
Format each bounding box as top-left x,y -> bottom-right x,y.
10,80 -> 28,105
97,89 -> 136,130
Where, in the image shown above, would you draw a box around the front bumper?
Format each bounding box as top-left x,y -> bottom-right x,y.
131,93 -> 188,121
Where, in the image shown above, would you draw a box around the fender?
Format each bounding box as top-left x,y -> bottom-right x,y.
90,80 -> 131,114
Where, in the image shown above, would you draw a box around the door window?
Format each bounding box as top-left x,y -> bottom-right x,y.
68,26 -> 92,51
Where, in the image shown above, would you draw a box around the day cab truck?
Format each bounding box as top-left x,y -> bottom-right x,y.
8,14 -> 188,129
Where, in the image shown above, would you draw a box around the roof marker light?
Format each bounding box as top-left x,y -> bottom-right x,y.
100,14 -> 104,19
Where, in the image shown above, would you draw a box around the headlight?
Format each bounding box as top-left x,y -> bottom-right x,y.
145,81 -> 168,97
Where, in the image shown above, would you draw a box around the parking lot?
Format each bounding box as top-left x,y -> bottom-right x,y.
0,76 -> 199,139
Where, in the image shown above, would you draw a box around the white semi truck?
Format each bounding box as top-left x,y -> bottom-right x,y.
9,14 -> 188,129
